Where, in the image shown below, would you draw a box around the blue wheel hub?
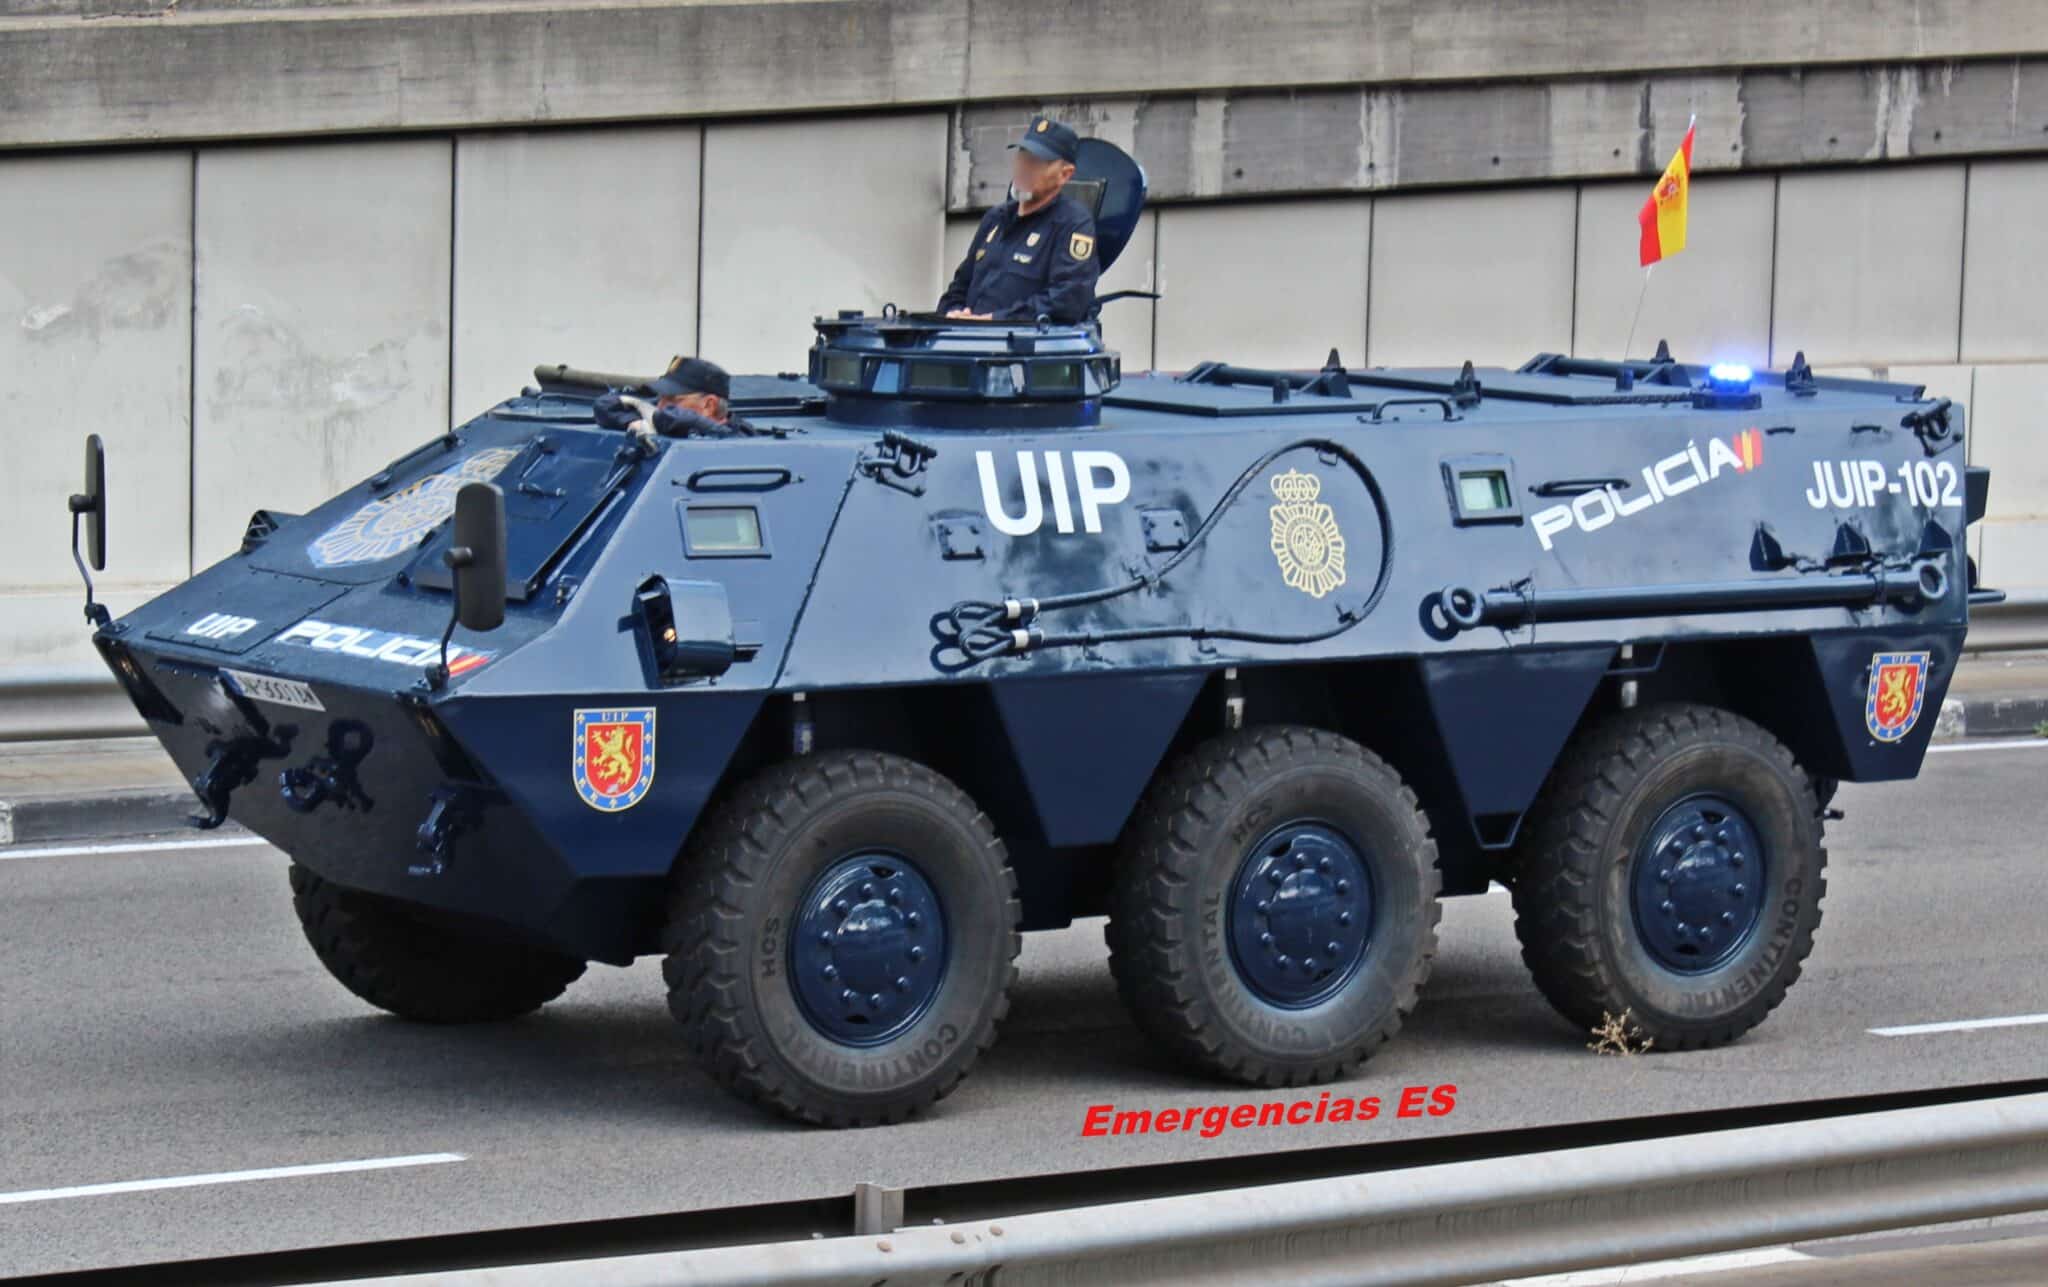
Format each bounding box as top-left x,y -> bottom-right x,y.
789,851 -> 947,1046
1225,822 -> 1375,1009
1629,793 -> 1767,974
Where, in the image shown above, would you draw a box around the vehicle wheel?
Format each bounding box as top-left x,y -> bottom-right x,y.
288,864 -> 586,1023
1105,725 -> 1441,1085
662,751 -> 1021,1127
1512,703 -> 1827,1049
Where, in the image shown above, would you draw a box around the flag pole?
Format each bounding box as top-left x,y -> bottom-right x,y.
1623,263 -> 1654,363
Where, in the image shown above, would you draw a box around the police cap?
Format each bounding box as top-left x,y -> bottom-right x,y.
642,356 -> 731,400
1010,115 -> 1080,165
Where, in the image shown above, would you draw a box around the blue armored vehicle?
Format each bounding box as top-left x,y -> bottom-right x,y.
66,156 -> 1998,1126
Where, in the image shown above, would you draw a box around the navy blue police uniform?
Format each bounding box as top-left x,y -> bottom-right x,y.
938,117 -> 1100,324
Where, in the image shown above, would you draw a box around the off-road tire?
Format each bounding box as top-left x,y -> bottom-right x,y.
662,751 -> 1022,1128
1105,725 -> 1442,1086
289,864 -> 586,1023
1512,703 -> 1827,1049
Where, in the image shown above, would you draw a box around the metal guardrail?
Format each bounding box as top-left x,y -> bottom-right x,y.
318,1091 -> 2048,1286
1965,589 -> 2048,652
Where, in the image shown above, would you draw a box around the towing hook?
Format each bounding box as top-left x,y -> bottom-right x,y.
1438,584 -> 1486,631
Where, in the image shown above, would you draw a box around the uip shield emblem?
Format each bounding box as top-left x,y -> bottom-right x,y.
1864,652 -> 1930,742
308,447 -> 520,568
573,708 -> 656,811
1268,468 -> 1347,599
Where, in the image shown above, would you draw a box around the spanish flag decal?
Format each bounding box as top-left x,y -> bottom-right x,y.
1638,121 -> 1695,267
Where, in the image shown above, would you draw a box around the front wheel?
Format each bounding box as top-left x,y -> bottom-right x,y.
1106,726 -> 1442,1085
1512,703 -> 1828,1049
289,865 -> 586,1023
662,751 -> 1021,1127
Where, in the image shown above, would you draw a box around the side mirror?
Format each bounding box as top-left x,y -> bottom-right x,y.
446,481 -> 507,633
68,434 -> 110,628
70,433 -> 107,572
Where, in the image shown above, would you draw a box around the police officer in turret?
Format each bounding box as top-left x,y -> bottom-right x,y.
938,115 -> 1100,324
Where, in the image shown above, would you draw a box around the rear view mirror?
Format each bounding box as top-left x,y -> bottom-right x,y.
71,433 -> 107,572
448,482 -> 507,633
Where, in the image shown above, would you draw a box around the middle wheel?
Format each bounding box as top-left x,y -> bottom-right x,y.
1106,725 -> 1442,1085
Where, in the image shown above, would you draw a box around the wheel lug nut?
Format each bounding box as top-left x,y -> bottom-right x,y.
841,988 -> 857,1005
895,976 -> 910,991
888,888 -> 903,904
906,912 -> 921,928
1338,912 -> 1353,926
1660,900 -> 1675,915
1335,880 -> 1350,895
1676,922 -> 1689,936
1730,853 -> 1743,867
819,931 -> 833,946
1268,869 -> 1285,884
1303,957 -> 1317,971
860,883 -> 874,898
1326,941 -> 1340,956
822,965 -> 837,979
1260,932 -> 1274,946
1658,868 -> 1672,882
1721,911 -> 1735,925
1293,853 -> 1309,869
1699,928 -> 1714,942
868,992 -> 883,1008
1732,883 -> 1746,897
1317,857 -> 1333,872
833,899 -> 850,914
909,946 -> 924,963
1257,900 -> 1271,914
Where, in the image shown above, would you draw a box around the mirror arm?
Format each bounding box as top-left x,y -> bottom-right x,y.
429,543 -> 476,691
68,499 -> 109,629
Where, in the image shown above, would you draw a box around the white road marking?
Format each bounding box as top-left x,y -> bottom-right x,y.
1496,1246 -> 1815,1284
0,834 -> 272,862
0,1153 -> 464,1206
1928,737 -> 2048,754
1869,1012 -> 2048,1037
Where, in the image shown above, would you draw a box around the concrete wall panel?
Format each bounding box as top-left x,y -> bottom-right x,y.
1574,175 -> 1775,367
192,140 -> 452,563
1772,166 -> 1965,367
452,126 -> 702,421
1153,200 -> 1369,373
0,151 -> 192,593
1966,364 -> 2048,523
1961,160 -> 2048,363
700,114 -> 948,375
1369,187 -> 1574,368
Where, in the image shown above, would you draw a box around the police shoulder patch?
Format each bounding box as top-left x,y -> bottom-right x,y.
1069,231 -> 1095,261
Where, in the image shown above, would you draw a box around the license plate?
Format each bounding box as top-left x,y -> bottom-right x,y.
222,667 -> 325,712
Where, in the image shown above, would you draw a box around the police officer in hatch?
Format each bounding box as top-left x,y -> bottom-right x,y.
938,115 -> 1100,324
593,355 -> 762,438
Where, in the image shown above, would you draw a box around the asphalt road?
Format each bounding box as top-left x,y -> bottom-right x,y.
3,742 -> 2045,1278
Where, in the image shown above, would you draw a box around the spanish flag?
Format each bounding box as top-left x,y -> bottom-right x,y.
1638,121 -> 1695,267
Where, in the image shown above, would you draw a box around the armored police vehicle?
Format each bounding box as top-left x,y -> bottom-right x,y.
66,148 -> 1996,1127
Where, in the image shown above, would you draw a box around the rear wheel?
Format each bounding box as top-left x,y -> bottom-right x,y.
1106,726 -> 1441,1085
288,865 -> 586,1023
1512,703 -> 1827,1049
662,751 -> 1021,1127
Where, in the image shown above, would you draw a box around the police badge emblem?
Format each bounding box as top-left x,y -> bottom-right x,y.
308,447 -> 520,568
1068,232 -> 1095,260
1268,468 -> 1347,599
573,708 -> 655,811
1865,652 -> 1930,742
1027,232 -> 1041,247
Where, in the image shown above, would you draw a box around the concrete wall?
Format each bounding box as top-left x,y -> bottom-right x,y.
4,112 -> 2047,731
